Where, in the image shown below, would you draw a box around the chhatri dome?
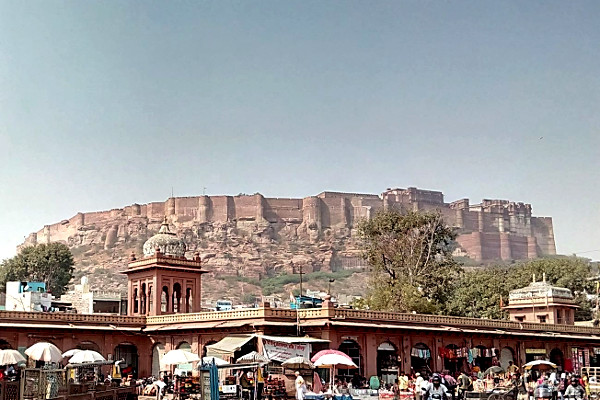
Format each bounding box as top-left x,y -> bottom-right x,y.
142,217 -> 186,258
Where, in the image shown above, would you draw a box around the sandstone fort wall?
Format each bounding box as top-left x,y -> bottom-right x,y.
21,187 -> 556,262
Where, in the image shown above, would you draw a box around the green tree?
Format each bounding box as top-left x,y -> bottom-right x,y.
358,209 -> 462,313
0,243 -> 75,296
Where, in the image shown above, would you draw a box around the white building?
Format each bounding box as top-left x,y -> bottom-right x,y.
5,281 -> 53,312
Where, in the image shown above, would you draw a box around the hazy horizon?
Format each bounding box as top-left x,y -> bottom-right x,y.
1,1 -> 599,261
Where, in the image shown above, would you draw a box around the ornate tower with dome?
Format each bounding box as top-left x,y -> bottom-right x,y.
122,218 -> 207,316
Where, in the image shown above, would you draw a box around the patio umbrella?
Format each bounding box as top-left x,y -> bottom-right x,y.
282,356 -> 315,370
62,349 -> 82,358
522,360 -> 556,370
313,354 -> 357,369
0,350 -> 26,366
202,356 -> 228,366
25,342 -> 63,363
313,353 -> 358,389
162,349 -> 201,365
69,350 -> 106,364
311,349 -> 352,363
236,351 -> 269,364
484,366 -> 504,376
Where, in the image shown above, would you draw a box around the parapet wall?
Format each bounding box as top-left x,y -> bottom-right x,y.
20,187 -> 556,262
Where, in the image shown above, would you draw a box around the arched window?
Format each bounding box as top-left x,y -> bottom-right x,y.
133,288 -> 139,314
141,283 -> 147,315
173,283 -> 182,313
161,286 -> 169,313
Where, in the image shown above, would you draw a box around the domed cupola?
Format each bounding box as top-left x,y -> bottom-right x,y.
142,217 -> 186,258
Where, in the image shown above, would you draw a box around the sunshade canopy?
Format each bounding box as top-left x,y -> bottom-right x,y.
162,349 -> 201,365
25,342 -> 63,363
206,335 -> 255,357
0,350 -> 26,366
69,350 -> 106,364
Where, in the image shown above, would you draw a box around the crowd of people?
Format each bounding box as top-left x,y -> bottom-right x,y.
295,364 -> 595,400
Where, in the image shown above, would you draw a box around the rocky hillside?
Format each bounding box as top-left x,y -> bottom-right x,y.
50,217 -> 367,306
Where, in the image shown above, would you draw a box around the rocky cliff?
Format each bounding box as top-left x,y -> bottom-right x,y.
19,187 -> 556,304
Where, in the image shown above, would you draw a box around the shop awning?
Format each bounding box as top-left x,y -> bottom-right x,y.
206,335 -> 256,357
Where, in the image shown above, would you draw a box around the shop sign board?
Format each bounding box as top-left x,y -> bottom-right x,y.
263,339 -> 310,362
525,349 -> 546,355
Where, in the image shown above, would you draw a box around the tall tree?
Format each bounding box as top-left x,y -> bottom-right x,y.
0,243 -> 74,296
358,209 -> 462,313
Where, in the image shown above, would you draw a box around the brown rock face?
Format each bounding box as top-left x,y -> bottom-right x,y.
19,188 -> 556,300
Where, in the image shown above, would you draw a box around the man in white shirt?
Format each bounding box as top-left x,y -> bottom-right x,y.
415,373 -> 425,400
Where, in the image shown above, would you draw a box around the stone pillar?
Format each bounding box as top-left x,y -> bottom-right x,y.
127,279 -> 133,316
500,233 -> 512,261
478,212 -> 485,232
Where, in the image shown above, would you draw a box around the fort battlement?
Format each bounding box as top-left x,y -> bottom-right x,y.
20,187 -> 555,263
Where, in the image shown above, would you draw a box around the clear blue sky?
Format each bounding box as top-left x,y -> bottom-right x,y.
1,1 -> 598,260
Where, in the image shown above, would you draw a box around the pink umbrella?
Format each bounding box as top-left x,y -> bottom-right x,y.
311,350 -> 353,363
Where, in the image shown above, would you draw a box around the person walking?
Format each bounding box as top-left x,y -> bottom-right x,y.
295,371 -> 306,400
415,373 -> 425,400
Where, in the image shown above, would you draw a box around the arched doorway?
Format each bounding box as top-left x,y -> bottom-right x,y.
473,345 -> 493,373
77,341 -> 100,352
377,342 -> 398,385
152,343 -> 165,377
0,339 -> 13,350
411,343 -> 431,375
550,348 -> 564,371
177,341 -> 193,372
443,344 -> 464,374
172,283 -> 182,313
339,339 -> 362,383
114,343 -> 139,379
499,347 -> 515,371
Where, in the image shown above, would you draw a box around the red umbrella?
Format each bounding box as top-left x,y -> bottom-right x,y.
311,350 -> 353,363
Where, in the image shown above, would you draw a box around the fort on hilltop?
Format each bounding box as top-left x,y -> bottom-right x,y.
21,187 -> 555,266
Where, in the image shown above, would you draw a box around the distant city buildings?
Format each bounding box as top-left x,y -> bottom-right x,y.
4,281 -> 53,312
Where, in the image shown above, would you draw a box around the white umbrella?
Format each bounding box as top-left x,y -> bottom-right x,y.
162,349 -> 201,365
282,356 -> 315,370
523,360 -> 557,370
69,350 -> 106,364
25,342 -> 63,363
236,351 -> 269,364
62,349 -> 82,358
0,350 -> 26,366
313,353 -> 357,368
202,356 -> 228,366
